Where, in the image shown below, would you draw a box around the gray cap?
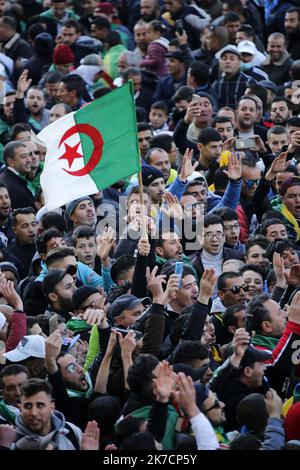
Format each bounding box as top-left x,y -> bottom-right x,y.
259,80 -> 277,93
65,196 -> 93,218
216,45 -> 240,60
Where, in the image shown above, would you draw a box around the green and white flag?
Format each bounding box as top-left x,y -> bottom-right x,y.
38,82 -> 140,210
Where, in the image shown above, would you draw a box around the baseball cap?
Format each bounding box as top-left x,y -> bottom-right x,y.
166,50 -> 186,63
65,196 -> 93,218
72,286 -> 99,310
240,345 -> 272,369
3,335 -> 46,362
259,80 -> 277,94
237,40 -> 256,55
42,265 -> 77,296
216,45 -> 240,60
141,164 -> 164,187
108,294 -> 150,320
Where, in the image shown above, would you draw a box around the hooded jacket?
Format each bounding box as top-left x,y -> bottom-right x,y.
140,38 -> 169,77
15,409 -> 82,450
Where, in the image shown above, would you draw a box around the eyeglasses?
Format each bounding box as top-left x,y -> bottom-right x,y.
28,151 -> 40,156
65,363 -> 78,374
223,284 -> 250,294
204,231 -> 224,240
205,399 -> 222,413
224,222 -> 240,231
244,178 -> 259,188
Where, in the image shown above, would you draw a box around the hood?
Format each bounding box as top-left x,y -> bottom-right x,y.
76,35 -> 103,51
16,409 -> 66,439
211,297 -> 226,314
75,64 -> 102,86
34,32 -> 54,56
153,37 -> 169,49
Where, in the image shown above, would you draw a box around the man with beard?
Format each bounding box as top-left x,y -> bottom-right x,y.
145,147 -> 177,186
270,97 -> 292,127
0,183 -> 14,246
261,33 -> 293,86
284,7 -> 300,60
140,0 -> 160,22
42,265 -> 78,319
236,96 -> 267,141
0,365 -> 29,425
0,92 -> 16,151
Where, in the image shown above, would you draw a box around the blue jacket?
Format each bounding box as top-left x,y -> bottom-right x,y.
153,73 -> 187,108
35,261 -> 113,292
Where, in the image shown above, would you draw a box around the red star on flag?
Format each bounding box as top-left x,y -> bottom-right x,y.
59,142 -> 82,168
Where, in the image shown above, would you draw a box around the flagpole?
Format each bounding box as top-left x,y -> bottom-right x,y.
137,168 -> 148,240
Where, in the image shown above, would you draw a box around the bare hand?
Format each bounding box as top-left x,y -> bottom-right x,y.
81,421 -> 100,450
288,130 -> 300,152
223,138 -> 236,152
118,330 -> 137,357
16,69 -> 32,98
106,329 -> 118,355
184,102 -> 202,124
253,135 -> 267,153
153,361 -> 174,403
81,308 -> 106,326
231,328 -> 250,366
179,148 -> 198,181
175,29 -> 188,45
0,424 -> 17,447
45,330 -> 62,371
273,252 -> 286,288
223,153 -> 242,181
96,227 -> 115,266
175,373 -> 199,418
160,192 -> 184,220
0,278 -> 23,310
285,263 -> 300,287
198,268 -> 217,303
265,152 -> 289,181
146,265 -> 166,302
286,290 -> 300,324
265,389 -> 283,419
138,237 -> 150,256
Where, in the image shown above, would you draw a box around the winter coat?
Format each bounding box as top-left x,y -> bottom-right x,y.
140,38 -> 169,77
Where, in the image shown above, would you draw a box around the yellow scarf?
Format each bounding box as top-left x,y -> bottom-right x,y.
281,204 -> 300,241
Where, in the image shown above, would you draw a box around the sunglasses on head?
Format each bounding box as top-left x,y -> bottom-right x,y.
223,284 -> 249,294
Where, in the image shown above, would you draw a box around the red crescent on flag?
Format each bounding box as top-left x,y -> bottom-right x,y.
59,124 -> 104,176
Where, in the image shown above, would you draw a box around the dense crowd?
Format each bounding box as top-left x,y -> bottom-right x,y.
0,0 -> 300,452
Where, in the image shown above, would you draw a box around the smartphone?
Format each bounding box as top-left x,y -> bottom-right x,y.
114,327 -> 143,340
61,334 -> 81,352
175,19 -> 184,35
235,138 -> 256,150
175,261 -> 184,288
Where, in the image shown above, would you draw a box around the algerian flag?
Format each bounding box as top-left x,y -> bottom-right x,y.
38,82 -> 140,210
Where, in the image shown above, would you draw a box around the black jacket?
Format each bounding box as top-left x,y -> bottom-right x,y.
4,241 -> 36,280
0,169 -> 34,209
212,71 -> 255,109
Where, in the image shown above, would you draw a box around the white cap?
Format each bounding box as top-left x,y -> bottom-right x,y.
216,45 -> 240,60
237,40 -> 257,56
0,311 -> 6,330
3,335 -> 46,362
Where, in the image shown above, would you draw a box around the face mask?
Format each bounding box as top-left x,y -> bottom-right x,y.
240,62 -> 253,71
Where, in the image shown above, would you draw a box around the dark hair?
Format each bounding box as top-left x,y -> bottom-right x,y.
115,415 -> 146,447
144,147 -> 168,164
223,304 -> 246,330
266,125 -> 287,140
40,212 -> 66,234
61,75 -> 84,98
45,246 -> 75,267
173,341 -> 209,366
0,364 -> 29,387
27,22 -> 46,41
246,84 -> 267,109
0,16 -> 17,31
266,239 -> 297,261
127,184 -> 151,200
150,100 -> 168,114
212,167 -> 229,192
45,71 -> 63,85
11,207 -> 35,227
204,214 -> 224,229
11,123 -> 31,141
110,255 -> 135,283
91,17 -> 111,31
240,263 -> 264,279
106,30 -> 122,47
230,434 -> 261,450
245,236 -> 269,255
119,432 -> 156,450
224,12 -> 241,23
123,67 -> 141,81
237,24 -> 255,38
172,85 -> 194,103
259,218 -> 286,237
160,261 -> 195,283
93,87 -> 112,99
188,62 -> 209,86
238,95 -> 257,110
214,207 -> 238,222
246,294 -> 271,334
287,117 -> 300,128
197,128 -> 222,145
217,271 -> 242,291
271,96 -> 292,110
20,378 -> 53,399
36,228 -> 62,256
137,122 -> 152,133
286,6 -> 300,18
150,133 -> 173,153
88,396 -> 121,436
266,269 -> 276,289
72,226 -> 95,245
127,354 -> 159,395
212,116 -> 234,128
63,19 -> 82,33
148,20 -> 166,35
3,141 -> 27,165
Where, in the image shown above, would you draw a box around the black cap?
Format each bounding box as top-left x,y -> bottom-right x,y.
108,294 -> 150,320
42,265 -> 77,296
0,262 -> 19,281
240,345 -> 272,369
72,285 -> 99,310
166,49 -> 186,63
141,164 -> 164,187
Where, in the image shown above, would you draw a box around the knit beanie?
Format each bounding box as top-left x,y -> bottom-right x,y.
53,45 -> 75,65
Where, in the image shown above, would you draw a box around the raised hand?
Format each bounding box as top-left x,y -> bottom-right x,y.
81,421 -> 100,450
286,290 -> 300,324
153,361 -> 174,403
175,373 -> 199,418
146,265 -> 166,299
273,252 -> 286,288
285,263 -> 300,287
179,148 -> 198,181
231,327 -> 250,367
223,153 -> 242,181
253,135 -> 267,153
45,330 -> 62,373
16,69 -> 32,99
96,227 -> 115,267
160,192 -> 184,220
222,137 -> 236,152
265,389 -> 283,419
138,237 -> 150,256
81,308 -> 106,326
265,152 -> 289,181
0,278 -> 23,310
198,268 -> 217,304
118,330 -> 138,358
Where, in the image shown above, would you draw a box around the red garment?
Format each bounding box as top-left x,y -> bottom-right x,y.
285,402 -> 300,440
5,311 -> 26,352
140,39 -> 169,77
236,204 -> 249,244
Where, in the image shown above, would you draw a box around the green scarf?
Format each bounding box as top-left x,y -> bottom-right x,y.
251,334 -> 279,350
66,318 -> 91,333
0,399 -> 17,425
67,372 -> 93,399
